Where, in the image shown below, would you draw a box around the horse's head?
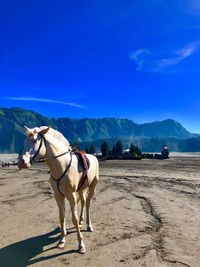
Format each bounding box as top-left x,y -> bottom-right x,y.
18,126 -> 50,169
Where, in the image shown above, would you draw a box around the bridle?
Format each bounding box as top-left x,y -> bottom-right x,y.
30,133 -> 71,164
29,132 -> 73,196
27,132 -> 87,197
30,133 -> 46,164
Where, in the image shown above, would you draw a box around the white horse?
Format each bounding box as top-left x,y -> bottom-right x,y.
18,126 -> 99,254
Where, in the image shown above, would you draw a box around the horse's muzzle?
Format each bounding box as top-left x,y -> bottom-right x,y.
18,158 -> 31,169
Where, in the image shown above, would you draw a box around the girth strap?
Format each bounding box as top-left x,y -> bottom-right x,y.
51,150 -> 90,197
51,152 -> 73,197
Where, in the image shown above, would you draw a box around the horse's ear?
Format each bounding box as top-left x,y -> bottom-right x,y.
24,126 -> 30,133
39,127 -> 50,136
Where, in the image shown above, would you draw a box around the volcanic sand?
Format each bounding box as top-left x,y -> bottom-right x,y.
0,157 -> 200,267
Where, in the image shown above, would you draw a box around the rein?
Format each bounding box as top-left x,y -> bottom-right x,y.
33,150 -> 71,163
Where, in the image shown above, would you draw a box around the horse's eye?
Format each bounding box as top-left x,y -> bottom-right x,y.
29,133 -> 34,139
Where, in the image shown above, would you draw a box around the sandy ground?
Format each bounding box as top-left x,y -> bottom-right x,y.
0,154 -> 18,164
1,157 -> 200,267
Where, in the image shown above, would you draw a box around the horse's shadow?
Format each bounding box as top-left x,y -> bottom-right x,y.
0,227 -> 78,267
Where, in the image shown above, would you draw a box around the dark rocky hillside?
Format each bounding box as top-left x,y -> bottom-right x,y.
0,107 -> 198,152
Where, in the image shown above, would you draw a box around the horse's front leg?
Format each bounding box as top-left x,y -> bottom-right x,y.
67,192 -> 86,254
54,192 -> 67,249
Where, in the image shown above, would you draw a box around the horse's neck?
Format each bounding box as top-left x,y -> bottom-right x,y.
45,138 -> 71,178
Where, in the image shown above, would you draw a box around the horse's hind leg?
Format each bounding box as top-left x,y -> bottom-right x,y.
78,189 -> 87,227
54,193 -> 66,249
86,177 -> 98,232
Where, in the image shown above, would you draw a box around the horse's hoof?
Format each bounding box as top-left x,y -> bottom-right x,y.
57,241 -> 66,250
79,222 -> 83,228
79,245 -> 86,254
87,226 -> 94,232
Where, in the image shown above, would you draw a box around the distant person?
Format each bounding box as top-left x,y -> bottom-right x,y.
161,145 -> 169,159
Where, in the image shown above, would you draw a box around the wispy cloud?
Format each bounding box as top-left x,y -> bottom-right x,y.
130,41 -> 200,72
3,97 -> 86,109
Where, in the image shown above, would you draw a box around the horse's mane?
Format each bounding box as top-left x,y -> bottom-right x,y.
40,126 -> 70,148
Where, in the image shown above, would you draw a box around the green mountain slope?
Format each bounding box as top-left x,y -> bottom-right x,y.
0,107 -> 197,152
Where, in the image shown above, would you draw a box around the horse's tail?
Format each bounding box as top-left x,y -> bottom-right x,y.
94,155 -> 99,181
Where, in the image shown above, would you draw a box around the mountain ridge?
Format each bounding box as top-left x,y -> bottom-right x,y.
0,107 -> 198,153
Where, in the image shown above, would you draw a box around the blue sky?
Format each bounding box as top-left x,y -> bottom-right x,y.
0,0 -> 200,132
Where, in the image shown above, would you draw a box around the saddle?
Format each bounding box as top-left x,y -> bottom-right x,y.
72,148 -> 90,191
